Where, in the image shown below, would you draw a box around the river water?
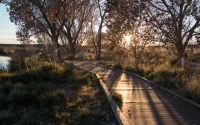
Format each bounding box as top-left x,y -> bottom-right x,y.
0,56 -> 11,70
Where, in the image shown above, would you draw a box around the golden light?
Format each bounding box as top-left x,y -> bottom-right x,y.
124,35 -> 131,42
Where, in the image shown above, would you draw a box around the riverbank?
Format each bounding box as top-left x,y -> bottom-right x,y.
0,50 -> 7,56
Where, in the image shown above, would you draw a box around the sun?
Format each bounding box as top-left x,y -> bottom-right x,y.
124,35 -> 131,42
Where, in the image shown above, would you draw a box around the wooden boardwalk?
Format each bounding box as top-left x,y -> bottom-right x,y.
71,61 -> 200,125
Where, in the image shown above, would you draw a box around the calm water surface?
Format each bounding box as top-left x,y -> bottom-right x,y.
0,56 -> 11,70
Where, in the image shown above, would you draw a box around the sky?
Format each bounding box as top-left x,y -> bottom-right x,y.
0,4 -> 20,44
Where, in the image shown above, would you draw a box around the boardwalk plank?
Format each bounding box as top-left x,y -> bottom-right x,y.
71,61 -> 200,125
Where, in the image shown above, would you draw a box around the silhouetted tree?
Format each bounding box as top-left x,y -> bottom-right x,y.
94,0 -> 108,60
141,0 -> 200,65
6,0 -> 72,62
61,0 -> 93,57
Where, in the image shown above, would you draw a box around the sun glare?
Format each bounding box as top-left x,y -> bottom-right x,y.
124,35 -> 131,42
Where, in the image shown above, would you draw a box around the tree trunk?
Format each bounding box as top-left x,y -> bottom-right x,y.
94,46 -> 98,55
97,38 -> 101,60
67,37 -> 76,57
52,37 -> 62,62
176,45 -> 185,66
69,42 -> 76,57
97,28 -> 102,60
96,9 -> 105,60
56,43 -> 62,62
133,45 -> 139,69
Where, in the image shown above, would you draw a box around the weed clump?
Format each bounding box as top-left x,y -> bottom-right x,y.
124,66 -> 144,76
113,63 -> 123,70
110,90 -> 122,103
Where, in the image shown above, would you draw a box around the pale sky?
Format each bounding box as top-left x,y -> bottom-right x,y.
0,3 -> 107,45
0,4 -> 20,44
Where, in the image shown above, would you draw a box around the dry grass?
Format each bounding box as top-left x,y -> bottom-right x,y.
104,54 -> 200,104
0,63 -> 119,125
177,70 -> 200,104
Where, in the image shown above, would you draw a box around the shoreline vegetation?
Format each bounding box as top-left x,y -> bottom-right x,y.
0,50 -> 8,56
0,52 -> 119,125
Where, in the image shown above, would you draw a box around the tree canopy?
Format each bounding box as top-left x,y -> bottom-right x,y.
3,0 -> 200,65
141,0 -> 200,61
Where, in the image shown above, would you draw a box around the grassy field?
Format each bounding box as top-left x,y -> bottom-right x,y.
0,63 -> 119,125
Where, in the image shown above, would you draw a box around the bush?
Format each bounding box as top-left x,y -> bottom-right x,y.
169,57 -> 178,65
66,55 -> 75,60
145,64 -> 189,90
113,63 -> 123,70
124,66 -> 144,76
10,89 -> 38,106
9,64 -> 74,84
184,89 -> 200,104
105,62 -> 113,67
9,57 -> 25,72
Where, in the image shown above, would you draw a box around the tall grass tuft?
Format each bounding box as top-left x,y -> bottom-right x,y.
110,90 -> 122,103
113,63 -> 123,70
124,65 -> 144,76
7,63 -> 74,84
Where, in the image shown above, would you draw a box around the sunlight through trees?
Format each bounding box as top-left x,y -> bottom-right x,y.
1,0 -> 200,65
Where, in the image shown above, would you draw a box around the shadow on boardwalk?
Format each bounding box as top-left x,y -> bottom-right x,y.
71,60 -> 200,125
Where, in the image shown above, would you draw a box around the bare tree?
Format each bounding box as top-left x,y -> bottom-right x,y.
86,5 -> 99,55
127,20 -> 155,69
141,0 -> 200,65
89,0 -> 108,60
62,0 -> 93,57
106,0 -> 150,67
6,0 -> 72,62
